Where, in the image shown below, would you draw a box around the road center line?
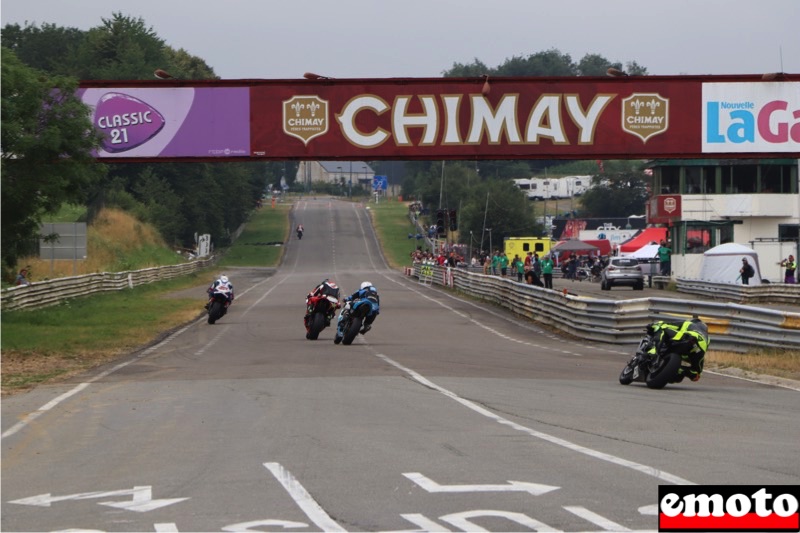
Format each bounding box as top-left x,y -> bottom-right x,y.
373,352 -> 695,486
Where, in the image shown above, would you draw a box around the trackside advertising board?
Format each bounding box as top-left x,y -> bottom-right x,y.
76,76 -> 799,161
77,87 -> 250,158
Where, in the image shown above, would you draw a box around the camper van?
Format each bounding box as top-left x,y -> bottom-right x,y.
512,178 -> 542,200
503,237 -> 556,257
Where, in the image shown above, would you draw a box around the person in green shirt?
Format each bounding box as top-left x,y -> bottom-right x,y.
512,254 -> 524,282
657,240 -> 672,276
499,252 -> 510,277
490,251 -> 500,275
541,254 -> 555,289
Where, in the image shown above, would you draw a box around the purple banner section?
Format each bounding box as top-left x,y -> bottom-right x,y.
77,87 -> 250,158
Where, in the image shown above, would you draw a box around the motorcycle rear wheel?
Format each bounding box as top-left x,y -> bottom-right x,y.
645,352 -> 682,389
342,317 -> 363,345
307,312 -> 325,340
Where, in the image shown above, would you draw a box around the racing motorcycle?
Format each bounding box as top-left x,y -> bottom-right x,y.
207,285 -> 233,325
304,281 -> 341,340
297,226 -> 304,240
619,318 -> 709,389
333,297 -> 379,345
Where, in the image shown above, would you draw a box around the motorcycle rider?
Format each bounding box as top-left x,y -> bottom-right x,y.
304,279 -> 341,331
296,224 -> 304,238
206,274 -> 234,309
646,318 -> 709,382
343,281 -> 380,334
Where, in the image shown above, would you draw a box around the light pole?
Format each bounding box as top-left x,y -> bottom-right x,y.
349,161 -> 353,198
337,166 -> 342,196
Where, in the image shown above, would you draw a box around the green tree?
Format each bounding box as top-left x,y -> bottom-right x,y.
74,13 -> 168,80
1,22 -> 85,76
1,47 -> 106,270
579,172 -> 650,217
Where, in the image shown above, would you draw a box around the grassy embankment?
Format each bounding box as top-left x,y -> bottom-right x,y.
1,204 -> 289,395
367,200 -> 421,269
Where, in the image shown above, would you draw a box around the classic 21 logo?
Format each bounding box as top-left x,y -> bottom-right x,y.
701,82 -> 800,153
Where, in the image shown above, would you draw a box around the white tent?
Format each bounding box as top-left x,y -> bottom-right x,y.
624,243 -> 661,259
697,243 -> 762,285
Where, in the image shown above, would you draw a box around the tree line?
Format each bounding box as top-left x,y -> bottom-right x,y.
1,13 -> 650,272
1,14 -> 288,274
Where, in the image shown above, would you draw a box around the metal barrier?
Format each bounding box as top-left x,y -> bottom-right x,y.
1,258 -> 216,312
415,264 -> 800,352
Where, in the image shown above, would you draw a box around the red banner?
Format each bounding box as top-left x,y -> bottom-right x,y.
79,75 -> 800,161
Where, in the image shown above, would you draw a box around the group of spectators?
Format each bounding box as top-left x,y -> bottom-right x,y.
410,247 -> 465,268
468,250 -> 557,289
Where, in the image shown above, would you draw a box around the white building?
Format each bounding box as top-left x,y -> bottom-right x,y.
647,159 -> 799,282
296,161 -> 374,191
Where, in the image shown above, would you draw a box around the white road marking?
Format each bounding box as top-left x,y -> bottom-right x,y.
375,352 -> 694,486
221,519 -> 308,531
404,472 -> 559,496
9,486 -> 188,513
440,510 -> 558,532
263,462 -> 345,532
563,506 -> 631,531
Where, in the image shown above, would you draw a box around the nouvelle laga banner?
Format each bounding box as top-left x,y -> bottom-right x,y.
77,77 -> 799,160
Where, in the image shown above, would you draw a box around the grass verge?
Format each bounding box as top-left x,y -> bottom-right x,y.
367,199 -> 418,269
1,205 -> 289,396
216,204 -> 290,268
1,274 -> 208,394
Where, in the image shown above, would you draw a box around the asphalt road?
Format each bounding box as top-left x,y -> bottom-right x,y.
2,198 -> 799,533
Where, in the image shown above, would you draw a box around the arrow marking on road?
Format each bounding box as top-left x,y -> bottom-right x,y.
9,486 -> 188,513
403,472 -> 559,496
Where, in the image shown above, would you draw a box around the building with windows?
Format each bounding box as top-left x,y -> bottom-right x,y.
647,159 -> 799,281
295,161 -> 374,193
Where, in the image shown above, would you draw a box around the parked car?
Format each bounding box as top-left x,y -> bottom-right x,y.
601,257 -> 644,290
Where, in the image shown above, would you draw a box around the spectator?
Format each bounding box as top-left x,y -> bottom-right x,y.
779,255 -> 796,284
512,254 -> 524,282
566,253 -> 578,281
739,258 -> 755,285
532,253 -> 542,279
524,252 -> 533,271
657,240 -> 672,276
499,251 -> 510,277
491,250 -> 500,276
541,254 -> 555,289
15,266 -> 31,286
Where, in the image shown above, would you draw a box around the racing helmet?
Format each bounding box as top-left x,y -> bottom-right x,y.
220,275 -> 229,284
360,281 -> 373,290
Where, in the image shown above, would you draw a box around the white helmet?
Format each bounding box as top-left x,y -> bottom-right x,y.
220,275 -> 229,284
360,281 -> 373,290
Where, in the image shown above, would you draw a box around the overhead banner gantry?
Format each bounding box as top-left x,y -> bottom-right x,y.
78,74 -> 800,161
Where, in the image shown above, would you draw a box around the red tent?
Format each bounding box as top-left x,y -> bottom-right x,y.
618,227 -> 667,253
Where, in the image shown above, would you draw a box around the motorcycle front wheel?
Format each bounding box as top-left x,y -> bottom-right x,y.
208,300 -> 223,324
307,312 -> 325,340
645,352 -> 682,389
619,364 -> 635,385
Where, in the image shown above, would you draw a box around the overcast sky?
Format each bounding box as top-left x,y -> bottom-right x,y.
2,0 -> 798,79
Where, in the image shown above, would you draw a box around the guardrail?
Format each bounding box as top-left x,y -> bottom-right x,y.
674,278 -> 800,306
1,258 -> 215,312
415,264 -> 800,352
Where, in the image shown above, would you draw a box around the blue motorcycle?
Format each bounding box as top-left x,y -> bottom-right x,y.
334,297 -> 379,345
